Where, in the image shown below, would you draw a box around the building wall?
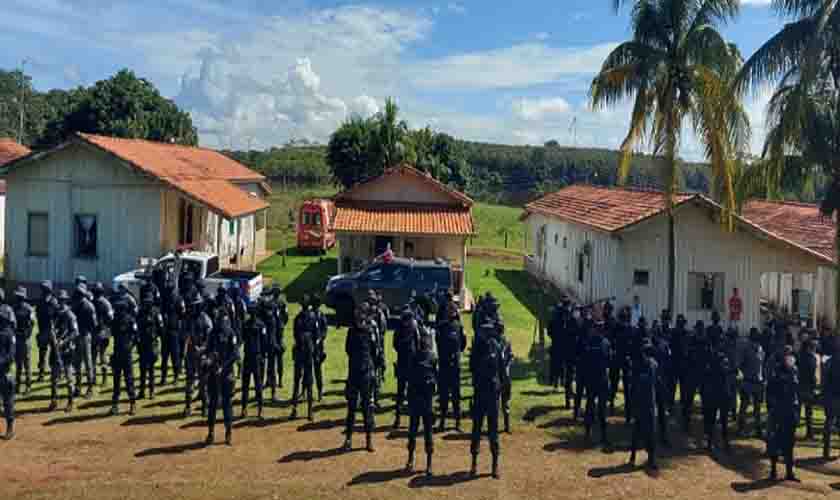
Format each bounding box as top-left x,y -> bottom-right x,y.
5,143 -> 163,286
762,267 -> 837,328
525,213 -> 623,303
0,194 -> 6,257
526,201 -> 824,331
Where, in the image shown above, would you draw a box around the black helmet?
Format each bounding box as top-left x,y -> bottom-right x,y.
637,316 -> 648,328
749,327 -> 761,342
75,284 -> 91,300
400,307 -> 414,321
75,275 -> 88,286
57,290 -> 71,303
661,309 -> 672,322
13,286 -> 26,300
676,314 -> 687,325
271,284 -> 282,297
92,282 -> 105,296
310,295 -> 322,308
711,310 -> 721,323
40,280 -> 53,293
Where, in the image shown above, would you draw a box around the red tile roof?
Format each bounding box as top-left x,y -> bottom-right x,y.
523,184 -> 694,232
334,202 -> 474,236
742,200 -> 835,260
334,164 -> 474,207
0,138 -> 30,166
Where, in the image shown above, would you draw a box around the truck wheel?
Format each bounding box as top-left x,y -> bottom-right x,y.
336,296 -> 354,326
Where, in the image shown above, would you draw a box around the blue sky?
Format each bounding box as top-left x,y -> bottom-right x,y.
1,0 -> 785,158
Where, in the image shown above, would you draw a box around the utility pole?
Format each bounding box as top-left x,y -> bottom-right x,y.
18,58 -> 28,144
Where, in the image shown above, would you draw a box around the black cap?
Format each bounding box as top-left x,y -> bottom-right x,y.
40,280 -> 53,292
13,286 -> 26,299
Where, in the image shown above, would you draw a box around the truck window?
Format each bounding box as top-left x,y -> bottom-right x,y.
206,256 -> 220,277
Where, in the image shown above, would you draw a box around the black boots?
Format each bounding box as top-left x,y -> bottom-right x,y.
241,407 -> 249,419
257,404 -> 263,420
366,433 -> 374,453
290,406 -> 298,420
205,432 -> 214,446
110,404 -> 119,416
455,417 -> 462,433
393,415 -> 401,430
128,402 -> 136,416
3,420 -> 14,441
342,437 -> 352,452
225,428 -> 232,446
426,453 -> 433,477
491,454 -> 500,479
470,454 -> 478,477
504,413 -> 511,434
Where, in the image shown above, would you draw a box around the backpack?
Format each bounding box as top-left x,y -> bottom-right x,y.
439,324 -> 461,365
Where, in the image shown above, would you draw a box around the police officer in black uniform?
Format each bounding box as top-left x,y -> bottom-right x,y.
767,346 -> 800,482
470,320 -> 505,479
311,295 -> 328,401
184,294 -> 213,418
798,339 -> 818,440
681,320 -> 707,432
823,336 -> 840,459
670,314 -> 689,412
241,302 -> 266,419
72,284 -> 98,399
160,282 -> 186,386
262,288 -> 287,403
205,310 -> 239,446
702,328 -> 736,453
436,301 -> 467,432
629,339 -> 660,470
393,307 -> 419,429
91,283 -> 114,385
580,321 -> 612,448
367,290 -> 388,409
137,292 -> 163,400
0,306 -> 16,439
498,319 -> 514,434
110,299 -> 138,416
610,307 -> 634,420
50,292 -> 78,413
548,296 -> 570,393
36,281 -> 55,382
292,296 -> 317,421
737,328 -> 766,438
406,328 -> 438,477
12,287 -> 34,395
343,303 -> 378,453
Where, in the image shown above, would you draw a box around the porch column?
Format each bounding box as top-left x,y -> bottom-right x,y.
236,218 -> 242,270
251,215 -> 257,271
216,216 -> 223,257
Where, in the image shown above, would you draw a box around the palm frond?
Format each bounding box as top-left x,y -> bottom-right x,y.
735,17 -> 816,95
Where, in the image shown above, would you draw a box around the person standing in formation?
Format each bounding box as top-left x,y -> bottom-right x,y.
240,301 -> 266,419
12,287 -> 34,396
343,303 -> 378,453
470,320 -> 505,479
393,307 -> 419,429
109,299 -> 137,417
91,283 -> 114,385
0,306 -> 16,440
291,296 -> 317,421
36,281 -> 55,382
50,291 -> 77,413
405,328 -> 438,477
436,301 -> 467,432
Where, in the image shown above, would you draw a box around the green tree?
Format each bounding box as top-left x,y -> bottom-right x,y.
41,69 -> 197,146
326,115 -> 379,189
736,0 -> 840,324
591,0 -> 748,312
372,98 -> 409,169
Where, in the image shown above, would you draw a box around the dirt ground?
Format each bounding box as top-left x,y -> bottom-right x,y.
5,378 -> 840,500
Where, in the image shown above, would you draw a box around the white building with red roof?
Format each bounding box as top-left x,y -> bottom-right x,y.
1,133 -> 269,288
522,185 -> 836,331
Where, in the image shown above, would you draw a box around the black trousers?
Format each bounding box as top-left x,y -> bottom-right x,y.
395,360 -> 410,415
609,362 -> 631,417
207,372 -> 234,433
346,378 -> 374,438
111,357 -> 136,404
769,411 -> 798,469
37,334 -> 49,377
50,352 -> 75,403
241,355 -> 264,410
738,383 -> 764,432
185,350 -> 206,411
562,358 -> 576,406
584,383 -> 609,438
703,396 -> 731,444
160,332 -> 182,384
630,416 -> 656,461
265,346 -> 284,392
682,378 -> 702,429
408,394 -> 434,454
470,388 -> 500,457
315,355 -> 325,397
14,336 -> 31,391
438,364 -> 461,425
138,351 -> 156,396
292,355 -> 314,411
0,372 -> 14,421
824,399 -> 840,454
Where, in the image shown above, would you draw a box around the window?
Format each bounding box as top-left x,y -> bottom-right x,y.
205,256 -> 220,277
554,233 -> 559,245
365,265 -> 384,282
74,214 -> 98,258
688,272 -> 725,311
228,219 -> 236,236
314,212 -> 322,226
577,252 -> 585,283
404,241 -> 415,258
179,200 -> 194,246
562,237 -> 568,249
633,270 -> 650,287
28,213 -> 49,256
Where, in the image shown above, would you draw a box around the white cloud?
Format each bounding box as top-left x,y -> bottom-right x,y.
409,42 -> 618,90
512,97 -> 571,121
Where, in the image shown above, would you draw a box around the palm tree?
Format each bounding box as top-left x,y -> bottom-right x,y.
736,0 -> 840,324
591,0 -> 749,312
375,98 -> 409,169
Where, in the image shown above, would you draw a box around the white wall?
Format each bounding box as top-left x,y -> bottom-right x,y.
525,213 -> 623,303
0,194 -> 6,257
5,143 -> 163,285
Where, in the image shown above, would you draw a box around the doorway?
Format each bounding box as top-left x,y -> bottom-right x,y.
374,236 -> 394,256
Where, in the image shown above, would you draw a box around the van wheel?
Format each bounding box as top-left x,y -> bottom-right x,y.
336,296 -> 355,326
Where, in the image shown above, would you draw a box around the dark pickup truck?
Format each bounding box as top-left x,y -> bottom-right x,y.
324,257 -> 453,321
